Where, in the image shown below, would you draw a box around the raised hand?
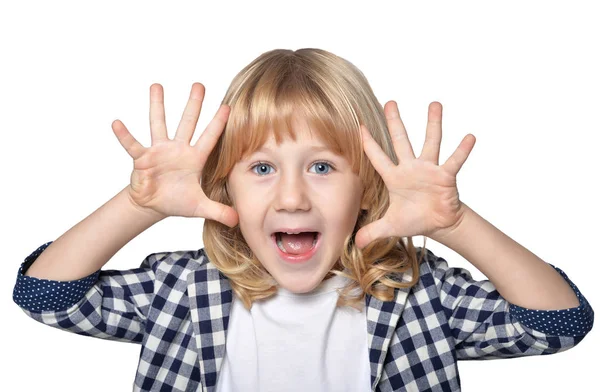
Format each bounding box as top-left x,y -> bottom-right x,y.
355,101 -> 475,249
111,83 -> 239,228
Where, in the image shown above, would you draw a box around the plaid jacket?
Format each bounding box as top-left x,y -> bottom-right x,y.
13,242 -> 594,391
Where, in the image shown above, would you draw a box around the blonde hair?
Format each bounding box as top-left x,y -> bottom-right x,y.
202,48 -> 427,311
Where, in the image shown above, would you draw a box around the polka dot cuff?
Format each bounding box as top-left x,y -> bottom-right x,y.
509,263 -> 594,336
12,241 -> 101,312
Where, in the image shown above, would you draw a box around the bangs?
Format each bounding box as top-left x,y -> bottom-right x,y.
220,54 -> 364,174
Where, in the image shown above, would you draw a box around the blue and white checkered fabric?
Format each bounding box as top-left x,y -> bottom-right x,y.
13,242 -> 594,391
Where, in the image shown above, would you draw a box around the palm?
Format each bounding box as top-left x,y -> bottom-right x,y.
355,101 -> 475,250
129,140 -> 210,219
379,158 -> 461,239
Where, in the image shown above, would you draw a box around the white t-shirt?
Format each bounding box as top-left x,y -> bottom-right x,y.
215,273 -> 372,392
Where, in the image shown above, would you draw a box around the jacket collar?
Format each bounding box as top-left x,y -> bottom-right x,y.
187,262 -> 412,392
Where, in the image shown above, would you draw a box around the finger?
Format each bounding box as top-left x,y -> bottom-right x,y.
149,83 -> 169,144
111,119 -> 145,160
196,198 -> 239,228
360,125 -> 395,182
385,101 -> 415,163
174,83 -> 205,144
419,102 -> 443,164
442,134 -> 476,177
354,218 -> 392,250
194,104 -> 231,167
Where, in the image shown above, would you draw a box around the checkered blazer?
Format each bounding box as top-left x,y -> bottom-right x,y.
13,242 -> 594,391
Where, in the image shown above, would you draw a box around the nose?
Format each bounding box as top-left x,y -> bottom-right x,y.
273,171 -> 311,212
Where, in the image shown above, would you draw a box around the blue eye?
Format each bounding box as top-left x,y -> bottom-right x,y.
310,162 -> 333,175
251,162 -> 274,176
250,161 -> 335,176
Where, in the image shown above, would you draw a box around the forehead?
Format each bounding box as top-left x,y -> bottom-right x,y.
255,143 -> 332,153
240,114 -> 341,158
241,134 -> 337,164
259,121 -> 327,148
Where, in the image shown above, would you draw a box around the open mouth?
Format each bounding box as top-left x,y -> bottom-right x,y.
271,232 -> 321,255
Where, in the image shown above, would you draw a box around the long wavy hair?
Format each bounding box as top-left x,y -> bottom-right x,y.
202,48 -> 427,311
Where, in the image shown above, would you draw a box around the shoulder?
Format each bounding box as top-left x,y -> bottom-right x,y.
140,248 -> 232,301
414,247 -> 494,298
391,246 -> 464,291
415,246 -> 456,278
139,247 -> 213,279
389,246 -> 450,280
383,246 -> 443,289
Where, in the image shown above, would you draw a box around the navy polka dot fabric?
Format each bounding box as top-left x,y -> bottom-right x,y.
508,264 -> 594,336
12,242 -> 101,312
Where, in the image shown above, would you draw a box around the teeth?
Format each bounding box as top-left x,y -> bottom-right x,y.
275,233 -> 319,253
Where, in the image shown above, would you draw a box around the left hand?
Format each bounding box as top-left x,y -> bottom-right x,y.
354,101 -> 476,250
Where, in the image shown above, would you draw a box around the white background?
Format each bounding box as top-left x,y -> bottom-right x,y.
2,1 -> 598,391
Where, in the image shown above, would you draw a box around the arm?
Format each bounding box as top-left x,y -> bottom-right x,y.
420,247 -> 593,360
24,185 -> 165,281
427,202 -> 593,359
430,202 -> 581,311
14,243 -> 161,343
12,186 -> 166,343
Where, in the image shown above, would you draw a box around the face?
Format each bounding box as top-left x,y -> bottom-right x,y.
226,117 -> 368,294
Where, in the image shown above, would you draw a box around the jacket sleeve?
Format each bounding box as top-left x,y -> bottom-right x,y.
12,241 -> 157,344
420,247 -> 594,360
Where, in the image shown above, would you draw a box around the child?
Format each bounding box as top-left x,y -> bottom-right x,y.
12,48 -> 594,392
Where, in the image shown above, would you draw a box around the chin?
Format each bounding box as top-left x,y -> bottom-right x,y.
277,275 -> 323,293
284,284 -> 315,294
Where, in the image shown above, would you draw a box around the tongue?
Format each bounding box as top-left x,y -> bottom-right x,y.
280,232 -> 315,255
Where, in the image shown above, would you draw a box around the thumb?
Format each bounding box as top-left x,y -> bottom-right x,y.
355,218 -> 393,250
195,199 -> 239,228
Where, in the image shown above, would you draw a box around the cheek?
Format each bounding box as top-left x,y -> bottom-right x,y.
233,195 -> 266,236
330,182 -> 363,210
329,190 -> 363,229
323,197 -> 361,230
235,193 -> 263,212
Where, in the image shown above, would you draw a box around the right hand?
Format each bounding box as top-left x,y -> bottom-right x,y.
111,82 -> 239,228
